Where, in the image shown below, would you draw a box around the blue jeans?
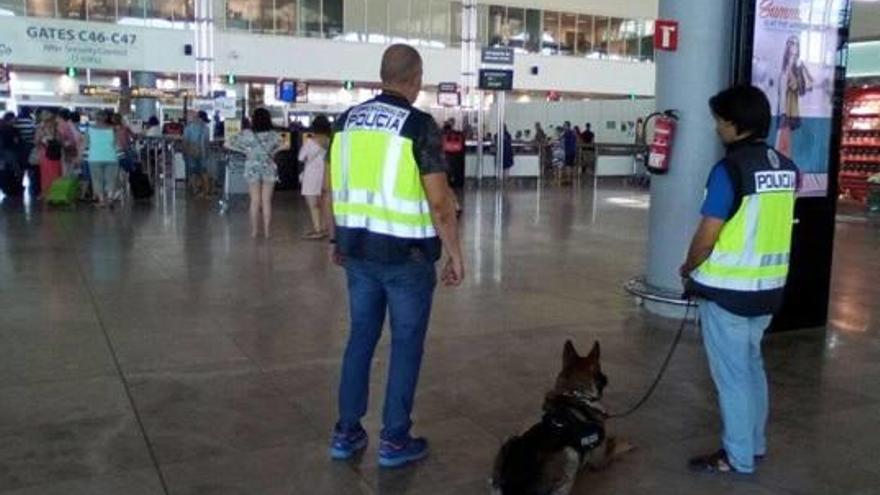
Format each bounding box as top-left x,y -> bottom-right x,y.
699,300 -> 772,473
338,257 -> 437,442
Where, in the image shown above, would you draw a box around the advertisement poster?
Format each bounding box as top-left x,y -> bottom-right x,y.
751,0 -> 849,197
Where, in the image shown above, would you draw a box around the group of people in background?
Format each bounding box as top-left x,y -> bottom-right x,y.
531,120 -> 596,179
0,107 -> 142,205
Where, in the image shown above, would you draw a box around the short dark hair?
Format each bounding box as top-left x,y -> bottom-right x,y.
709,85 -> 771,139
310,114 -> 332,136
251,107 -> 273,133
198,110 -> 209,123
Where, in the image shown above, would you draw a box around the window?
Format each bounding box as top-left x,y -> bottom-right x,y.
226,0 -> 254,31
507,8 -> 525,51
0,0 -> 26,16
524,9 -> 540,53
542,11 -> 560,55
58,0 -> 86,19
576,15 -> 593,56
560,13 -> 576,55
260,0 -> 276,32
25,0 -> 54,17
118,0 -> 146,23
623,20 -> 641,60
477,4 -> 488,46
89,0 -> 116,21
343,0 -> 366,41
488,5 -> 505,46
411,0 -> 431,44
367,0 -> 389,44
594,16 -> 609,57
276,0 -> 298,35
640,20 -> 654,62
148,0 -> 194,28
607,17 -> 626,58
389,0 -> 410,42
301,0 -> 322,37
324,0 -> 344,38
429,0 -> 450,46
450,1 -> 462,47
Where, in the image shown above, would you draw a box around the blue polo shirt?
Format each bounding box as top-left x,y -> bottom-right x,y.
701,161 -> 735,221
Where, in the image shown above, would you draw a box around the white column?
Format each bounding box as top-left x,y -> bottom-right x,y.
644,0 -> 734,317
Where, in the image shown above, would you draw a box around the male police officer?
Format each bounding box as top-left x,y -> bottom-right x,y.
325,44 -> 464,468
680,86 -> 798,474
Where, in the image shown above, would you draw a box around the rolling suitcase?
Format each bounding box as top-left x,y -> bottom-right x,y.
46,177 -> 79,206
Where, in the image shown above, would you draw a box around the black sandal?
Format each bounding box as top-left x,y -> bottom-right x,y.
688,449 -> 738,473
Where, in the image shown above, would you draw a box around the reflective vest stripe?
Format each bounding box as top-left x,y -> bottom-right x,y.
333,189 -> 428,215
690,271 -> 788,291
334,204 -> 436,238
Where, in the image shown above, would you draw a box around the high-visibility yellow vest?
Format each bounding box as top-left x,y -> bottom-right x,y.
692,143 -> 798,294
330,100 -> 435,239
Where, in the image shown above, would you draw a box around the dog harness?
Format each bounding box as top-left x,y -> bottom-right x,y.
542,396 -> 606,460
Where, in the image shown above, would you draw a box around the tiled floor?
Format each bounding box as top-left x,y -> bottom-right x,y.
1,182 -> 878,495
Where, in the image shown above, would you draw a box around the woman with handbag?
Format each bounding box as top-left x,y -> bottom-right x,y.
34,110 -> 63,199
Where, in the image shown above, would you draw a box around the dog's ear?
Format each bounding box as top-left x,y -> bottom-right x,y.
563,340 -> 578,369
586,341 -> 600,363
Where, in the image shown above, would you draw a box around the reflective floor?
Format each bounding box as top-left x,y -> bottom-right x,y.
0,183 -> 878,495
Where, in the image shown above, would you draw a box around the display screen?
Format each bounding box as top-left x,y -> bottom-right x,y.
751,0 -> 850,197
277,79 -> 297,103
478,69 -> 513,91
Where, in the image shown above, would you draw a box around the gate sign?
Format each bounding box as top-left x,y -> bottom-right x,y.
478,69 -> 513,91
654,20 -> 679,51
438,82 -> 458,93
481,47 -> 514,65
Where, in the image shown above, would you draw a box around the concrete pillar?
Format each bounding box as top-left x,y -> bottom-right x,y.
132,71 -> 158,122
644,0 -> 734,317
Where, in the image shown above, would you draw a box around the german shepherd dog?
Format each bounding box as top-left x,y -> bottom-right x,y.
491,341 -> 629,495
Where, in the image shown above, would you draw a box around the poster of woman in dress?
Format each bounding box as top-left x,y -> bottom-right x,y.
750,0 -> 849,197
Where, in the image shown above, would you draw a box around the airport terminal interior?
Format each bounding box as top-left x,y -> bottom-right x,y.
2,0 -> 880,494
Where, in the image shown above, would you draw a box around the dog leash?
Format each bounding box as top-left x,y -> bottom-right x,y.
604,299 -> 695,419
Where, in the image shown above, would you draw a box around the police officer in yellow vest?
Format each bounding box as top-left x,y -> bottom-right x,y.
325,44 -> 464,468
680,86 -> 798,474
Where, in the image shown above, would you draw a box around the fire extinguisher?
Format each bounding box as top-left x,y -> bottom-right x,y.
644,110 -> 679,174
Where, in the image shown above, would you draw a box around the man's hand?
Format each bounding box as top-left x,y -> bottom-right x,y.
441,254 -> 464,287
421,173 -> 464,288
678,263 -> 691,279
329,243 -> 344,266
